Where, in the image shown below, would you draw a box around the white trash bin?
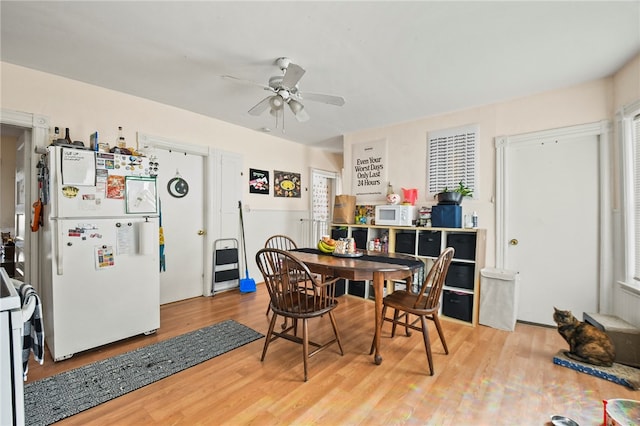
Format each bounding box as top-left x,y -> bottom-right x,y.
479,268 -> 518,331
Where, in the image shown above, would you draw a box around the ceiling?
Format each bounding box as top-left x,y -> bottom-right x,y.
1,1 -> 639,152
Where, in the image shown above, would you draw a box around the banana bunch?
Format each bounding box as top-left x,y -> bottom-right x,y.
317,236 -> 336,253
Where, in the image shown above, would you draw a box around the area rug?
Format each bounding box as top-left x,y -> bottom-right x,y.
553,350 -> 640,390
23,320 -> 263,426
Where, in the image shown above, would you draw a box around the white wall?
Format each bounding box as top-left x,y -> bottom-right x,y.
0,61 -> 343,283
3,56 -> 639,320
343,53 -> 640,325
344,78 -> 612,268
613,54 -> 640,109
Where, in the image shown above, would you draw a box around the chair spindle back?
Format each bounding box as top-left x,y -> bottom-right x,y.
256,248 -> 336,317
414,247 -> 455,310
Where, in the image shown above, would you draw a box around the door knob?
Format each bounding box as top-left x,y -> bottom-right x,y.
197,230 -> 206,236
509,238 -> 518,246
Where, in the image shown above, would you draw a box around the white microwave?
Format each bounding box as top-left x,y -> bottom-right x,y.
375,205 -> 417,226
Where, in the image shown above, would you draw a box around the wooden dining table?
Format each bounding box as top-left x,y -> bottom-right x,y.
290,249 -> 424,365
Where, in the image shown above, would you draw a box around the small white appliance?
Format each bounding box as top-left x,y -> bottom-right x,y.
375,205 -> 417,226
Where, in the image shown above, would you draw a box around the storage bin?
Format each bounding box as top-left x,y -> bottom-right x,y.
368,283 -> 388,300
334,279 -> 346,297
446,232 -> 476,260
351,229 -> 368,252
395,231 -> 416,254
442,290 -> 473,322
446,262 -> 475,290
331,228 -> 348,240
479,268 -> 518,331
431,205 -> 462,228
347,280 -> 366,298
418,231 -> 441,257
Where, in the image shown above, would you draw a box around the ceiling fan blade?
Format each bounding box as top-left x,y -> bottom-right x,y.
248,96 -> 272,116
281,63 -> 306,88
221,75 -> 271,91
299,92 -> 345,106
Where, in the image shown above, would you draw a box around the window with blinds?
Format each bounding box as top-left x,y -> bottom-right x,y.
427,124 -> 478,196
633,114 -> 640,282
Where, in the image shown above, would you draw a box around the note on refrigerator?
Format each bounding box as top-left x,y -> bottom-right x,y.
116,223 -> 135,255
61,149 -> 96,186
95,245 -> 115,269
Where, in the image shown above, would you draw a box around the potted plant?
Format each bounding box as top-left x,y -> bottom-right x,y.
436,181 -> 473,205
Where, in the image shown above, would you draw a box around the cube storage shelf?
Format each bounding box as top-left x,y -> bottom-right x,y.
330,224 -> 486,326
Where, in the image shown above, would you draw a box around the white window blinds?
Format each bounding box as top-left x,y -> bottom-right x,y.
427,124 -> 478,195
633,114 -> 640,281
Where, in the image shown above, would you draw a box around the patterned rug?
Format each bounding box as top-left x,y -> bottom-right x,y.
23,320 -> 263,425
553,350 -> 640,390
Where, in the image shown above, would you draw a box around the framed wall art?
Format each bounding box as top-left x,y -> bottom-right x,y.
249,168 -> 269,194
274,170 -> 301,198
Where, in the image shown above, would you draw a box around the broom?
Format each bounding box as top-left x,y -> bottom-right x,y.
238,201 -> 256,293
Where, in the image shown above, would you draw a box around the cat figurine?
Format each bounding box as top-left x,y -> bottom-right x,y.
553,307 -> 615,367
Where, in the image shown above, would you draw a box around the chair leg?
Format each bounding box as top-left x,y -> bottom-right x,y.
391,308 -> 399,337
261,311 -> 278,362
419,315 -> 434,375
432,313 -> 449,354
404,312 -> 411,336
302,318 -> 309,382
265,304 -> 288,329
328,311 -> 344,355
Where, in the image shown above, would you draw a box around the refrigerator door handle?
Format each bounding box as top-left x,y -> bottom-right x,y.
55,220 -> 63,276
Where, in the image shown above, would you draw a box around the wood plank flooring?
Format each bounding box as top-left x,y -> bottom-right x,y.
25,284 -> 637,425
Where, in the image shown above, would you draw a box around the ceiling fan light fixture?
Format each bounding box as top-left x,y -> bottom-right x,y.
288,99 -> 304,114
269,95 -> 284,110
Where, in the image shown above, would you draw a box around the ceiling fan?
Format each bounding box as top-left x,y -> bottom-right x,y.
222,57 -> 345,130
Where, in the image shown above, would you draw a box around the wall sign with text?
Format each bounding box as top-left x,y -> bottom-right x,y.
351,139 -> 387,201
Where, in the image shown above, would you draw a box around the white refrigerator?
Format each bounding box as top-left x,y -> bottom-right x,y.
41,145 -> 160,361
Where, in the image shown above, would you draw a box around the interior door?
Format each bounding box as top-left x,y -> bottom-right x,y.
213,151 -> 242,293
154,148 -> 205,304
504,132 -> 599,325
13,129 -> 30,281
309,169 -> 337,245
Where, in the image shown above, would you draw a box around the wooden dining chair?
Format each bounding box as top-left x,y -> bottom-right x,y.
264,234 -> 298,251
255,248 -> 344,381
372,247 -> 455,375
264,235 -> 299,318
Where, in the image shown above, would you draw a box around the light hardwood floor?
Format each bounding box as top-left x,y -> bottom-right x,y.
26,284 -> 637,425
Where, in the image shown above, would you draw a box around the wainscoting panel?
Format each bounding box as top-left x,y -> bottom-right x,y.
241,209 -> 310,281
